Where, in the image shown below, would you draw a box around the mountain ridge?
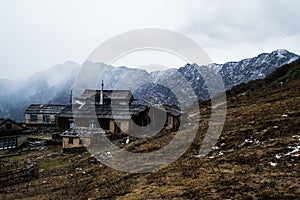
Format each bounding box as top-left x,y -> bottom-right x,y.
0,49 -> 298,120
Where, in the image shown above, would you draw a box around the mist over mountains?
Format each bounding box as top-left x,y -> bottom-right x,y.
0,61 -> 80,120
0,49 -> 298,121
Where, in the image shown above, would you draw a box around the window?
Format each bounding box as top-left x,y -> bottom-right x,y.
168,115 -> 172,125
0,137 -> 17,150
30,114 -> 38,122
42,115 -> 50,123
68,137 -> 73,144
79,139 -> 84,145
89,120 -> 96,128
0,140 -> 3,150
5,123 -> 12,130
3,139 -> 8,149
114,122 -> 121,134
7,139 -> 12,148
12,138 -> 16,148
69,119 -> 75,128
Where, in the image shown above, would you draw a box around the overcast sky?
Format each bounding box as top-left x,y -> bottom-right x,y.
1,0 -> 300,79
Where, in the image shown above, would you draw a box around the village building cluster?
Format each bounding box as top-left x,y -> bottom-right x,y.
0,82 -> 182,151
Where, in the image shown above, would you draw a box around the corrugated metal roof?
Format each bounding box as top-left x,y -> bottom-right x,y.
25,104 -> 66,114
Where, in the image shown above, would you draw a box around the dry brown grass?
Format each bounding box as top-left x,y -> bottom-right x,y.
0,78 -> 300,199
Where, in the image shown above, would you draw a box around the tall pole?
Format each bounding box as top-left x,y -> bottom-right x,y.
100,80 -> 104,105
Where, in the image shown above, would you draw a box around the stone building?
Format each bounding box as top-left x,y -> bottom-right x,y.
0,118 -> 30,150
25,104 -> 66,130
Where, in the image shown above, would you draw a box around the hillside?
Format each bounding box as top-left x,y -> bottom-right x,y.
1,59 -> 299,199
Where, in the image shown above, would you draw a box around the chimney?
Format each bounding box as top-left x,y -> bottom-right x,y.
69,89 -> 72,105
100,80 -> 104,105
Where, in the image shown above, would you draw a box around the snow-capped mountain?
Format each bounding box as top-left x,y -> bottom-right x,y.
0,49 -> 298,120
216,49 -> 299,89
136,49 -> 299,105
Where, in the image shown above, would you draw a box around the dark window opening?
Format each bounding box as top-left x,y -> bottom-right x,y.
114,122 -> 121,134
68,137 -> 73,144
30,115 -> 38,122
42,115 -> 50,123
99,120 -> 109,130
69,119 -> 75,129
5,123 -> 12,130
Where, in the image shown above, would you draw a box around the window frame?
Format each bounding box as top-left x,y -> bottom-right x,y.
0,137 -> 17,150
30,114 -> 38,122
42,115 -> 50,123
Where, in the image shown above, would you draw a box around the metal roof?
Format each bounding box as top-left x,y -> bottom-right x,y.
0,118 -> 30,136
25,104 -> 67,114
75,89 -> 134,102
58,104 -> 148,120
0,129 -> 32,136
60,127 -> 109,138
0,118 -> 24,128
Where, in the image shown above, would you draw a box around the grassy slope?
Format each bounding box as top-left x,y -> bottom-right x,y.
1,59 -> 300,199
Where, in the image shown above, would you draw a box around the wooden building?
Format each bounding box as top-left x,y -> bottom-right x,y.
155,105 -> 182,131
24,80 -> 182,151
59,83 -> 148,134
58,84 -> 182,132
25,104 -> 66,130
57,85 -> 182,149
0,118 -> 30,150
57,104 -> 149,136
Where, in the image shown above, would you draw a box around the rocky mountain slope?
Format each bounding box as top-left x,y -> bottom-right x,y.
0,49 -> 298,120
